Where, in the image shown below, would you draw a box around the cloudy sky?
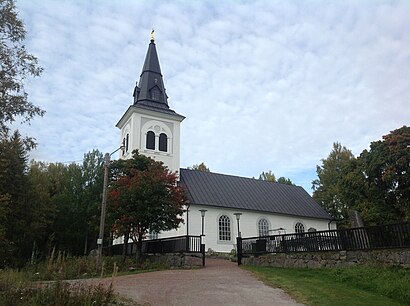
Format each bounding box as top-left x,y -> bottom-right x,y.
15,0 -> 409,192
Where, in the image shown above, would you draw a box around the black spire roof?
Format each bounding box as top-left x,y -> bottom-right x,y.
132,36 -> 181,116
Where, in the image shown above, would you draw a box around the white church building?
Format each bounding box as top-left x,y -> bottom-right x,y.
115,35 -> 334,253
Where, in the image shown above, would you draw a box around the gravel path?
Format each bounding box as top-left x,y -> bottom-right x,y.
82,258 -> 303,306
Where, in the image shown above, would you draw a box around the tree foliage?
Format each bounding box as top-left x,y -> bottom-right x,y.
0,0 -> 44,136
258,170 -> 294,185
341,126 -> 410,225
259,170 -> 276,182
0,131 -> 53,267
313,127 -> 410,226
312,142 -> 355,222
108,151 -> 187,259
188,162 -> 210,172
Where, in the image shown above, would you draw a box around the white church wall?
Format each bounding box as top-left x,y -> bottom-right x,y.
184,205 -> 334,253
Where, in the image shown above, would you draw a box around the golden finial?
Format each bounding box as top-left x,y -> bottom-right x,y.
151,29 -> 155,42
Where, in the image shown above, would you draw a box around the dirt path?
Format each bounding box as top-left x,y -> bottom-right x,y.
81,259 -> 303,306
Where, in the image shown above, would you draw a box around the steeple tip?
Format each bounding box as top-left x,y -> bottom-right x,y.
150,29 -> 155,43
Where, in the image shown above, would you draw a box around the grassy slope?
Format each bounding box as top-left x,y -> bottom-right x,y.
243,266 -> 410,306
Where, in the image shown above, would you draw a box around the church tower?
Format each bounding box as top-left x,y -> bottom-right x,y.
116,33 -> 185,175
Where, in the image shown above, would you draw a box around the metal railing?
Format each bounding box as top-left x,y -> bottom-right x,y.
237,222 -> 410,265
142,235 -> 202,254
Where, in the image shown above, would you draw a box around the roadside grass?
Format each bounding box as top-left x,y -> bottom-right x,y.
18,251 -> 166,281
0,254 -> 162,306
243,265 -> 410,306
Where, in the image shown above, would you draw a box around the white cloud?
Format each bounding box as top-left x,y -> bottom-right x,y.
15,0 -> 410,191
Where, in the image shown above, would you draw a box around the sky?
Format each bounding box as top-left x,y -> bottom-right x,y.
15,0 -> 410,192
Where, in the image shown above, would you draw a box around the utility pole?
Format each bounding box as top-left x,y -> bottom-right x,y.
96,146 -> 124,267
97,152 -> 110,266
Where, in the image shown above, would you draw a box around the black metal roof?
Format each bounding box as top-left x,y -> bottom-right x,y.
179,169 -> 331,220
132,38 -> 183,118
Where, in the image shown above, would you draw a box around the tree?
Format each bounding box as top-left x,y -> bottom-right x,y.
312,142 -> 355,222
108,151 -> 187,261
277,176 -> 295,185
342,126 -> 410,225
0,0 -> 44,136
259,170 -> 276,182
188,162 -> 210,172
0,131 -> 53,267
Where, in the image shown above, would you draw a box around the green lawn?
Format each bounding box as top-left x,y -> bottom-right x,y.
243,265 -> 410,306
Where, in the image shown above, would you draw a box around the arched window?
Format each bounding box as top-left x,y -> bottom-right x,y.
258,218 -> 269,237
146,131 -> 155,150
295,222 -> 305,234
308,227 -> 317,233
218,215 -> 231,241
159,133 -> 167,152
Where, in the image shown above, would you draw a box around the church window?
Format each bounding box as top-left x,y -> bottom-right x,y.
258,218 -> 269,237
308,227 -> 317,233
150,87 -> 161,101
146,131 -> 155,150
159,133 -> 167,152
125,133 -> 129,152
218,215 -> 231,241
295,222 -> 305,234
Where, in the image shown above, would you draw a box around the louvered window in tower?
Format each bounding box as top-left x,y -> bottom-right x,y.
159,133 -> 167,152
146,131 -> 155,150
150,86 -> 161,100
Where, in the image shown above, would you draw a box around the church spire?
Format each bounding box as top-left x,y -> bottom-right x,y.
133,31 -> 170,111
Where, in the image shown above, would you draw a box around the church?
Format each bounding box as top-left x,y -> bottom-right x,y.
115,34 -> 334,253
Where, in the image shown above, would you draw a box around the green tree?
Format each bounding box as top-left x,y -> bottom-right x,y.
342,126 -> 410,225
0,131 -> 53,267
259,170 -> 276,182
312,142 -> 355,222
27,150 -> 104,256
80,149 -> 104,254
277,176 -> 295,185
0,0 -> 44,136
188,162 -> 210,172
108,151 -> 187,261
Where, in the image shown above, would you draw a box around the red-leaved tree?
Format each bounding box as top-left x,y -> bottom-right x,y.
108,150 -> 186,260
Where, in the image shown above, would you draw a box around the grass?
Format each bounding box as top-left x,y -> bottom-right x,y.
243,265 -> 410,306
18,251 -> 166,281
0,253 -> 164,306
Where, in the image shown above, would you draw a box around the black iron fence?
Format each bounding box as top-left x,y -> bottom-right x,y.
237,222 -> 410,265
109,235 -> 205,266
142,235 -> 202,254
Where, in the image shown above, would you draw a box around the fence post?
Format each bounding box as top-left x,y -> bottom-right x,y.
237,236 -> 242,266
200,235 -> 205,267
186,235 -> 190,252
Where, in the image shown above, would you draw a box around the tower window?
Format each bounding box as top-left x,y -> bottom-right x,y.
126,134 -> 129,152
146,131 -> 155,150
218,215 -> 231,241
159,133 -> 167,152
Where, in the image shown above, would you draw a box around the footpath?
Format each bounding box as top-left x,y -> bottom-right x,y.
83,258 -> 304,306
